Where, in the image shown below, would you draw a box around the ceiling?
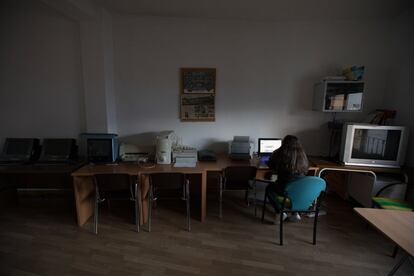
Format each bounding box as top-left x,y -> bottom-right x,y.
96,0 -> 413,21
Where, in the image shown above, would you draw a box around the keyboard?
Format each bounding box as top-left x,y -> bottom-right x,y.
259,155 -> 270,166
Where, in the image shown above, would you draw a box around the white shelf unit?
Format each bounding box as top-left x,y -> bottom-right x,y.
313,80 -> 365,112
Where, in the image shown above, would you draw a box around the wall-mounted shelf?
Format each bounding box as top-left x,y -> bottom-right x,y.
313,80 -> 364,112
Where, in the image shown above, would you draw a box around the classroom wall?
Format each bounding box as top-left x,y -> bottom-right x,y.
0,0 -> 85,145
383,9 -> 414,167
1,1 -> 407,159
112,14 -> 392,155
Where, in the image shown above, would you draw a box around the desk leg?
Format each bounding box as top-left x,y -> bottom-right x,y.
201,171 -> 207,222
140,174 -> 150,225
388,253 -> 409,276
73,176 -> 95,227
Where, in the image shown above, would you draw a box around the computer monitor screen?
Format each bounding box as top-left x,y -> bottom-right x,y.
258,138 -> 282,155
351,129 -> 401,160
3,139 -> 33,156
87,139 -> 113,162
41,139 -> 75,159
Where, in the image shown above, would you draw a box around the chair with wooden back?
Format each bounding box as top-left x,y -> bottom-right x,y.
148,173 -> 191,232
220,166 -> 258,218
93,173 -> 140,234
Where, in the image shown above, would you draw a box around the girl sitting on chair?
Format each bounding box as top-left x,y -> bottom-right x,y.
266,135 -> 309,221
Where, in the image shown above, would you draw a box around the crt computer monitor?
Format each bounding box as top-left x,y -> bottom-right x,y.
258,138 -> 282,155
0,138 -> 40,162
82,133 -> 118,163
340,123 -> 408,168
39,138 -> 76,161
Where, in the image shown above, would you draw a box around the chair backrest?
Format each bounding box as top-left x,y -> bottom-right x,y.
93,173 -> 132,192
223,166 -> 257,190
284,176 -> 326,211
149,173 -> 186,189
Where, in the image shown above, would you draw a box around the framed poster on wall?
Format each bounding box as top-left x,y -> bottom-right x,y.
181,94 -> 215,121
182,68 -> 216,94
180,68 -> 216,122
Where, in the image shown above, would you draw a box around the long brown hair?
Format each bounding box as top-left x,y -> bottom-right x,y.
278,135 -> 308,175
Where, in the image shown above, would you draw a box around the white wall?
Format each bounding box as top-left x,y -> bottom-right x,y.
1,1 -> 406,159
113,15 -> 392,155
79,8 -> 119,134
383,9 -> 414,166
0,0 -> 84,145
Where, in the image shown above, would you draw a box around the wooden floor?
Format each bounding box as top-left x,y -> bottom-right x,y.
0,192 -> 413,276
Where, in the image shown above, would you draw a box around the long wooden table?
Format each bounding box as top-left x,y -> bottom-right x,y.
354,208 -> 414,275
0,162 -> 85,210
72,155 -> 280,227
0,162 -> 85,189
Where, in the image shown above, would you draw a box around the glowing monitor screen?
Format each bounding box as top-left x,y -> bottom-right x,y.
258,138 -> 282,155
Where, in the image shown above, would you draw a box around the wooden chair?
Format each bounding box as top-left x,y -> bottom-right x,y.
219,166 -> 257,218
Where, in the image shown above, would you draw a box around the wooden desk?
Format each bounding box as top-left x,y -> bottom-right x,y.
354,208 -> 414,275
72,155 -> 322,228
309,157 -> 408,201
0,162 -> 85,209
72,155 -> 266,227
310,157 -> 406,175
0,162 -> 85,190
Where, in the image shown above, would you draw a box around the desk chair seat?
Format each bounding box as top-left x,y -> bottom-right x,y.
148,173 -> 191,232
372,197 -> 414,211
371,179 -> 412,211
219,166 -> 257,218
262,176 -> 326,245
93,174 -> 140,234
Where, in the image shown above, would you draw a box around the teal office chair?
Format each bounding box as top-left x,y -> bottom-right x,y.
262,176 -> 326,245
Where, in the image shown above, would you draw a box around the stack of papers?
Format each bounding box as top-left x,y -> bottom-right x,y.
174,162 -> 196,168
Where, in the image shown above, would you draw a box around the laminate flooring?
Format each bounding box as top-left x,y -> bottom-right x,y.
0,192 -> 412,276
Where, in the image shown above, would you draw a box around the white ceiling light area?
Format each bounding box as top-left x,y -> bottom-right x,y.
95,0 -> 413,21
